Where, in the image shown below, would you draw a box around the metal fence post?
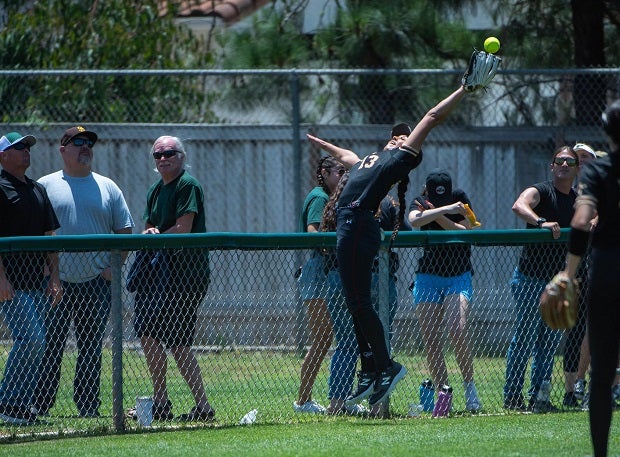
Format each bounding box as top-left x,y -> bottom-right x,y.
110,249 -> 125,431
377,247 -> 390,353
291,71 -> 307,356
376,246 -> 390,416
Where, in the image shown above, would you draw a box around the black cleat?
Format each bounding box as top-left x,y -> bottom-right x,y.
368,361 -> 407,406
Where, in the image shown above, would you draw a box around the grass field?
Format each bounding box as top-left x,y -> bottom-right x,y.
0,348 -> 617,456
3,412 -> 619,456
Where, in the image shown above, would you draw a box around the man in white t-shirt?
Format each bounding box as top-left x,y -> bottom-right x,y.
33,126 -> 134,418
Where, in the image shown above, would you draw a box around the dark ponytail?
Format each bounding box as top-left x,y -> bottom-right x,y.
389,176 -> 409,248
321,172 -> 349,232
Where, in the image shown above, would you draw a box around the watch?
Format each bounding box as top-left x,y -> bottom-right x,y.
536,217 -> 546,228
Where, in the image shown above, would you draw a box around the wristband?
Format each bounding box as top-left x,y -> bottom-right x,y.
568,227 -> 590,257
399,144 -> 420,157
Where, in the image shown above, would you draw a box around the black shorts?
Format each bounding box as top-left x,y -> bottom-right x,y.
134,283 -> 208,348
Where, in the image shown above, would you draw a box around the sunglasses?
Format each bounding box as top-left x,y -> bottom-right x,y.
553,157 -> 578,167
70,138 -> 95,147
332,168 -> 346,176
11,142 -> 30,150
153,149 -> 178,160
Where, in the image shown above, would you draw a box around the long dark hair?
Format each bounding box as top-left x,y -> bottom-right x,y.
316,156 -> 339,194
389,177 -> 409,247
321,171 -> 349,232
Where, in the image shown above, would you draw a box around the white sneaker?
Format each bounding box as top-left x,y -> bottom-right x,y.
344,403 -> 369,416
574,378 -> 586,401
292,400 -> 326,414
464,380 -> 482,412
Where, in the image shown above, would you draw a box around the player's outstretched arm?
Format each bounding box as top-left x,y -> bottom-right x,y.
403,50 -> 501,153
306,133 -> 360,169
403,87 -> 468,153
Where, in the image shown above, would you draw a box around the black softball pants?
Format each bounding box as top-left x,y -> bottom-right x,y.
336,207 -> 390,373
563,276 -> 588,373
587,248 -> 620,457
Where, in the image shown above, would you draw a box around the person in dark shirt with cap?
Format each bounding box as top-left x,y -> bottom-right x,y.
372,123 -> 413,349
309,125 -> 413,416
0,131 -> 62,425
556,100 -> 620,457
562,142 -> 598,408
306,82 -> 486,408
408,169 -> 482,412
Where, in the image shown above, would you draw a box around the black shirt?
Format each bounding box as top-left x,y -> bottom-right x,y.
578,151 -> 620,249
376,196 -> 412,232
338,148 -> 422,211
0,169 -> 60,289
409,188 -> 473,277
517,180 -> 576,280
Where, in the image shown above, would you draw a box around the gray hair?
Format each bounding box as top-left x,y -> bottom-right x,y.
150,135 -> 191,173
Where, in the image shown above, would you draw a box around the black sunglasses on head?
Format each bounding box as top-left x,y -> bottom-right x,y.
153,150 -> 178,160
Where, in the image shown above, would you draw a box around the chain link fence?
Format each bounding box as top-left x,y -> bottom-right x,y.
0,68 -> 618,439
0,68 -> 618,235
0,230 -> 600,440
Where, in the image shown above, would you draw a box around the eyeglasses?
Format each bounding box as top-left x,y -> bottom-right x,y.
70,138 -> 94,147
11,142 -> 30,151
332,168 -> 346,176
553,157 -> 578,167
153,150 -> 178,160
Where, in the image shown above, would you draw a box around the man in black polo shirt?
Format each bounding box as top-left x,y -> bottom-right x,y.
0,131 -> 62,425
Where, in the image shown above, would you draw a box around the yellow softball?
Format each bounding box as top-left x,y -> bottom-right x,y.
484,36 -> 500,54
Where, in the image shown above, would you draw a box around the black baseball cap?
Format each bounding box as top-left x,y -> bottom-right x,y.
602,99 -> 620,143
390,123 -> 412,138
425,169 -> 452,208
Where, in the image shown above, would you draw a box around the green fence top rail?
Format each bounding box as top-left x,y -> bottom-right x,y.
0,229 -> 570,253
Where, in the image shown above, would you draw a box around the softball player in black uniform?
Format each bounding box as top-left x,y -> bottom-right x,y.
559,100 -> 620,457
307,84 -> 485,406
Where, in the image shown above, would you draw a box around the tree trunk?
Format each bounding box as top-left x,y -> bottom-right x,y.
571,0 -> 607,126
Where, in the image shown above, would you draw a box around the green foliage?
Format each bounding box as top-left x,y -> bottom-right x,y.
494,0 -> 575,68
217,1 -> 480,124
313,0 -> 474,69
0,0 -> 216,123
494,0 -> 619,68
0,0 -> 208,69
219,10 -> 311,69
310,1 -> 479,123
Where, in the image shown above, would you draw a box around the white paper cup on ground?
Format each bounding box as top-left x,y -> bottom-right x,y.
135,396 -> 154,426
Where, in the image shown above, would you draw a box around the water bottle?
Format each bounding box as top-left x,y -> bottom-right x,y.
239,409 -> 258,425
419,379 -> 435,412
432,385 -> 453,418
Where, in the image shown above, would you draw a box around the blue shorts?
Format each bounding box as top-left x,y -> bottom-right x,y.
297,254 -> 328,301
411,271 -> 473,309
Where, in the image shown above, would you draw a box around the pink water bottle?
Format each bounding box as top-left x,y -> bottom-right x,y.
432,385 -> 453,417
